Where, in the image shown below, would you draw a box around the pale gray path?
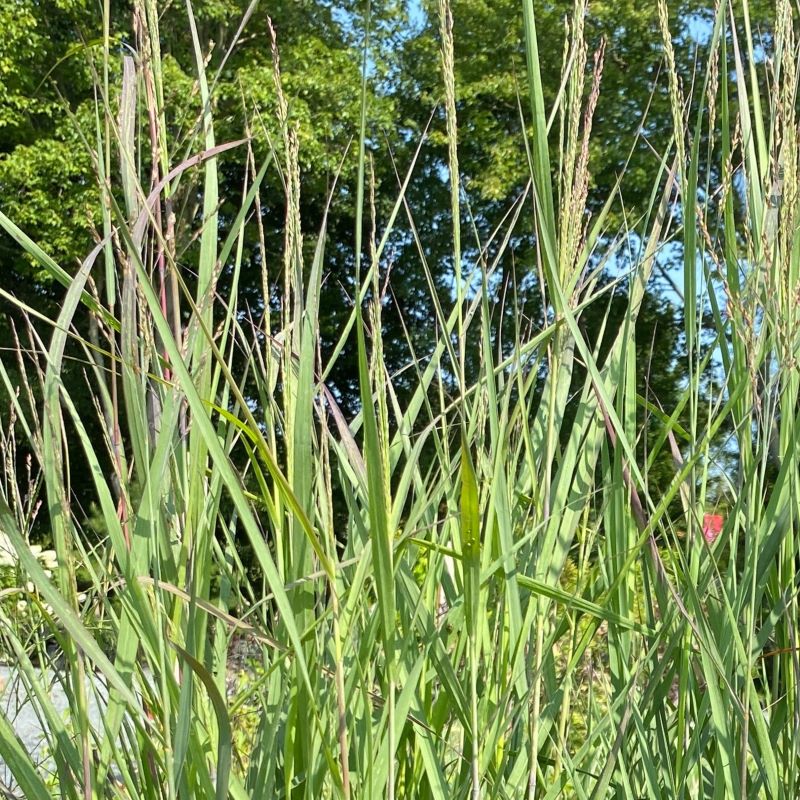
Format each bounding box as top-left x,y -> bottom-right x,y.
0,666 -> 107,793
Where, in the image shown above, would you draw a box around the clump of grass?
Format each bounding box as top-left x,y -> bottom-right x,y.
0,0 -> 799,798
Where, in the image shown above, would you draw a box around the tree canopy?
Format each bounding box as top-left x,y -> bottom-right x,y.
0,0 -> 773,515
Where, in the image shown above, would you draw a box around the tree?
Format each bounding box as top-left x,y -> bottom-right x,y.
0,0 -> 773,524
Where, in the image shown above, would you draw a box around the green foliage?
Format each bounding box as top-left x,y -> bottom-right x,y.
0,136 -> 96,279
0,0 -> 95,146
0,541 -> 59,655
0,0 -> 799,798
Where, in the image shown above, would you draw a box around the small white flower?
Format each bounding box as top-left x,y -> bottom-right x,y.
25,581 -> 35,594
39,550 -> 58,569
77,593 -> 87,605
29,545 -> 42,557
43,569 -> 53,578
0,532 -> 18,566
16,600 -> 27,613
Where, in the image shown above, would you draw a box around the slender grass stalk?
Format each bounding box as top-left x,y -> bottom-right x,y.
2,1 -> 800,798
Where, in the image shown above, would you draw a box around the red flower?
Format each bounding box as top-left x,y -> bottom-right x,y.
702,513 -> 724,544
